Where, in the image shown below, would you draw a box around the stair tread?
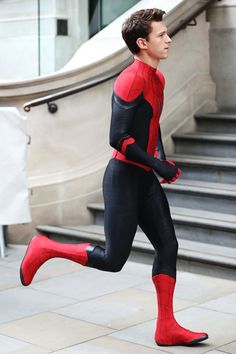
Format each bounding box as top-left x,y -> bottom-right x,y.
195,112 -> 236,120
87,203 -> 236,225
170,207 -> 236,229
87,202 -> 104,211
173,132 -> 236,141
172,178 -> 236,190
162,179 -> 236,196
167,154 -> 236,167
36,224 -> 236,267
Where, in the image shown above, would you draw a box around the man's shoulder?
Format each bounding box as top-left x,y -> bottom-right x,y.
114,64 -> 144,102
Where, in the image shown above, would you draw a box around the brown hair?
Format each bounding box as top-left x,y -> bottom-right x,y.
122,8 -> 166,54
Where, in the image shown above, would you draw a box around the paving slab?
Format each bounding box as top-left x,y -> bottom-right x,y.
51,335 -> 167,354
174,272 -> 236,303
204,351 -> 228,354
0,312 -> 113,351
54,288 -> 156,330
0,265 -> 21,290
121,260 -> 151,279
0,334 -> 50,354
0,245 -> 27,266
200,292 -> 236,315
111,307 -> 236,353
54,287 -> 195,330
8,348 -> 50,354
218,341 -> 236,353
0,287 -> 77,324
31,268 -> 145,301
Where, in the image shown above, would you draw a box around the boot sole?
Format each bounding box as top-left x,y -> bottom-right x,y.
20,245 -> 30,286
156,334 -> 208,346
19,235 -> 39,286
20,266 -> 27,286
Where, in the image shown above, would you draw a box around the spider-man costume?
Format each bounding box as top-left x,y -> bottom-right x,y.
20,59 -> 208,346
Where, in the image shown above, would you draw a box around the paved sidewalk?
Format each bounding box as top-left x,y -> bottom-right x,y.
0,245 -> 235,354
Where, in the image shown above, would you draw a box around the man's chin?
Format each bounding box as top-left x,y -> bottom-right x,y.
160,55 -> 168,60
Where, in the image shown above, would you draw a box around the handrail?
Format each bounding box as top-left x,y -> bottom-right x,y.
23,0 -> 216,113
23,65 -> 127,113
168,0 -> 216,36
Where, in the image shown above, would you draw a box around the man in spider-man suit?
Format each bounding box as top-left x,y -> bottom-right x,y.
20,8 -> 208,346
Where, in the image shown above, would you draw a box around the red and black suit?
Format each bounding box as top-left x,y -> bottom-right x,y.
86,59 -> 179,278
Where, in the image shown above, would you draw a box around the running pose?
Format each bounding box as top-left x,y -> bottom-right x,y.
20,8 -> 208,346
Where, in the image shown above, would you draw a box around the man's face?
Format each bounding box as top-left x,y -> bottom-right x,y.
145,21 -> 171,60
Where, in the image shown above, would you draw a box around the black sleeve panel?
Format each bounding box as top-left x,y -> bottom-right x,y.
109,92 -> 142,150
156,126 -> 166,160
109,92 -> 159,169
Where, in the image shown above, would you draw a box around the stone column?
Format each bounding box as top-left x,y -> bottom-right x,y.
208,0 -> 236,111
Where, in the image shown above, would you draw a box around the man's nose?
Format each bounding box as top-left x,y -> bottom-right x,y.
166,35 -> 172,43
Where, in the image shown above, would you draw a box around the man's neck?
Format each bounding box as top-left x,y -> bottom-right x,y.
134,54 -> 159,69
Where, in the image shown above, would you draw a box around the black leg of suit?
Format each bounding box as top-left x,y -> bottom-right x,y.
87,159 -> 178,278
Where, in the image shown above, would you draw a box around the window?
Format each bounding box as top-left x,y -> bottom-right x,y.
89,0 -> 139,38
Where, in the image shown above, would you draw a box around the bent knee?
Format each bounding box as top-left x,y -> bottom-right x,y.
105,259 -> 125,272
108,263 -> 124,273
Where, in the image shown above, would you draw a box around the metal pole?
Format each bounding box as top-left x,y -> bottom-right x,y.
0,225 -> 5,258
37,0 -> 41,76
98,0 -> 101,31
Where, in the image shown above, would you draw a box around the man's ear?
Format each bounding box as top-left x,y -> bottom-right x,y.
136,37 -> 147,50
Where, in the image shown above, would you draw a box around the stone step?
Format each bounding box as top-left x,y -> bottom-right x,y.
35,223 -> 236,280
168,154 -> 236,184
173,132 -> 236,158
163,179 -> 236,214
194,112 -> 236,133
87,203 -> 236,248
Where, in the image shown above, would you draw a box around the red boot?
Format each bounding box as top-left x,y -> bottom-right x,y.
152,274 -> 208,346
20,235 -> 90,286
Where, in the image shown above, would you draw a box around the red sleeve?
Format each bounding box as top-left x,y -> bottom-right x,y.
156,70 -> 165,89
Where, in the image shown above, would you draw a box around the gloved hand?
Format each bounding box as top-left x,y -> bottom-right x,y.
154,159 -> 182,184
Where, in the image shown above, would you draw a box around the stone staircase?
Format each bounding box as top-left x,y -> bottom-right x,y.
37,112 -> 236,279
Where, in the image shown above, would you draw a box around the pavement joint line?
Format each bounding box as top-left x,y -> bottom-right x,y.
0,310 -> 52,327
52,330 -> 121,351
107,335 -> 174,354
203,349 -> 230,354
49,311 -> 119,331
29,275 -> 152,303
196,289 -> 236,304
25,268 -> 85,284
212,340 -> 236,354
197,305 -> 236,317
51,284 -> 154,305
0,332 -> 50,350
24,285 -> 80,303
